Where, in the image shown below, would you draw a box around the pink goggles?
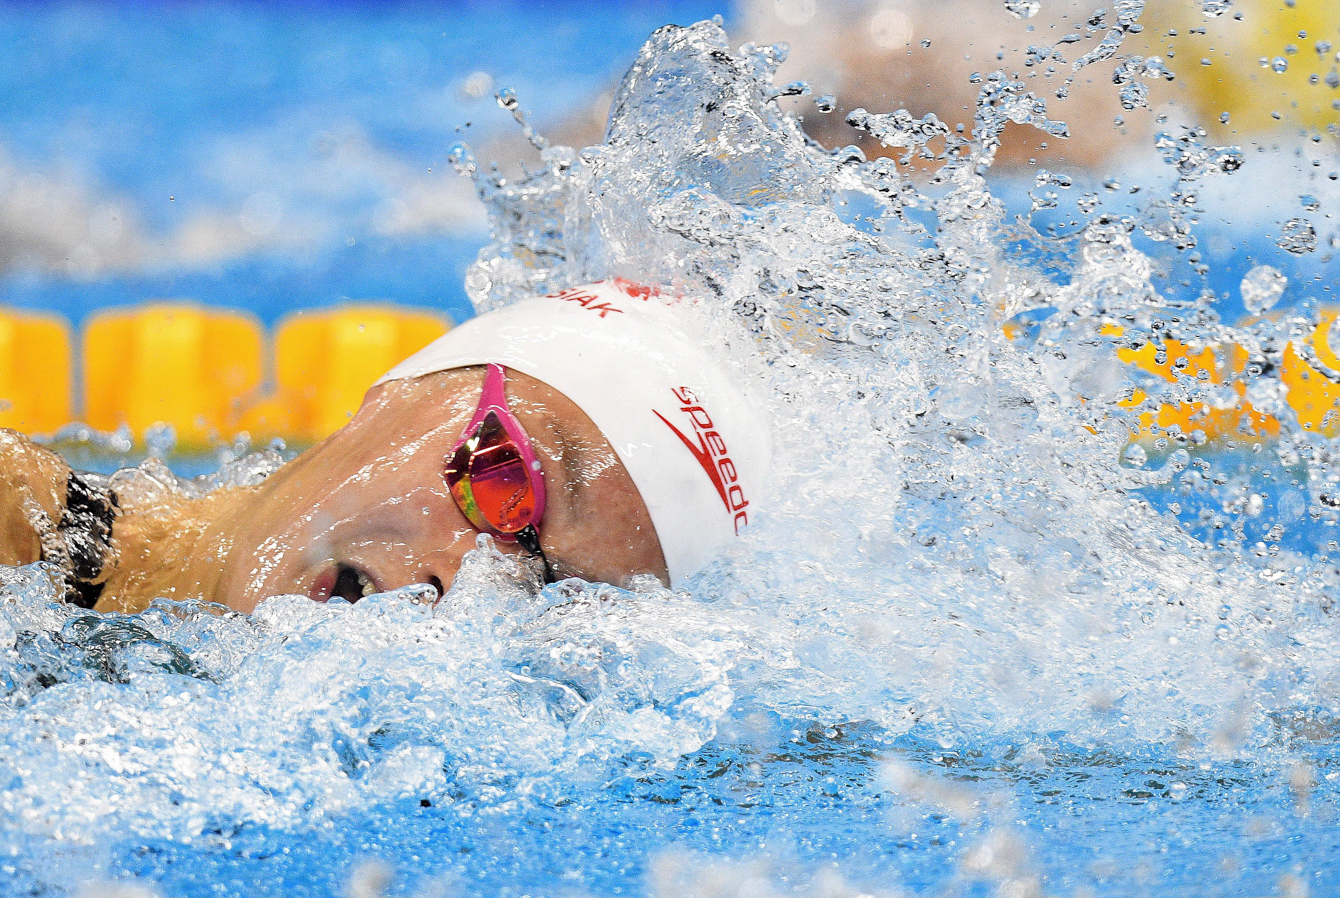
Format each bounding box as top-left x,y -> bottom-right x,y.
443,364 -> 551,576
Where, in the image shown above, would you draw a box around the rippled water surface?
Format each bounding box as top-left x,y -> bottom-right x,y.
5,7 -> 1340,897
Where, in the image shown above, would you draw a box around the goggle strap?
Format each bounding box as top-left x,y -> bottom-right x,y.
515,523 -> 554,585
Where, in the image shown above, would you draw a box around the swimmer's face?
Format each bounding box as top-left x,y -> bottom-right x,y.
214,367 -> 669,613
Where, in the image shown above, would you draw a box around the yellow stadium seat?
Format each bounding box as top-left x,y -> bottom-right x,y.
1281,309 -> 1340,436
259,304 -> 450,443
1088,322 -> 1281,445
0,308 -> 73,434
1143,0 -> 1339,134
83,303 -> 263,449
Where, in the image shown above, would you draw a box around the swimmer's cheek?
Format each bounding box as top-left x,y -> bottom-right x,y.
0,429 -> 70,566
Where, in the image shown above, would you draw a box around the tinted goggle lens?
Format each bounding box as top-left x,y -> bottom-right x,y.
445,411 -> 539,536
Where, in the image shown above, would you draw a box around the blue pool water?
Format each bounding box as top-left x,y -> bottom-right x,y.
4,5 -> 1340,898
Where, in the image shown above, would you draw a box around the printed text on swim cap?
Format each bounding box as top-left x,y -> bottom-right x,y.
558,288 -> 623,318
655,387 -> 750,533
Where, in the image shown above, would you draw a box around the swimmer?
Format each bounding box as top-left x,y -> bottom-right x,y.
0,282 -> 770,614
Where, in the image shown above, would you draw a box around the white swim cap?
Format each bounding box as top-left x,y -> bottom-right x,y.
377,281 -> 772,586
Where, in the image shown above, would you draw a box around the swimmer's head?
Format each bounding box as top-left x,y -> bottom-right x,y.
212,281 -> 770,611
377,280 -> 773,586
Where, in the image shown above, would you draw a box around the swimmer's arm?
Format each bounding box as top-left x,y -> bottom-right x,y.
0,429 -> 70,566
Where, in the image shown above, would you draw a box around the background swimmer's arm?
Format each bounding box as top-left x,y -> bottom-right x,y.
0,429 -> 70,567
0,430 -> 119,607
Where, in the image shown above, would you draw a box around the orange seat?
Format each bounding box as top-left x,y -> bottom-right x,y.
0,308 -> 73,435
252,305 -> 450,443
83,303 -> 263,448
1281,309 -> 1340,437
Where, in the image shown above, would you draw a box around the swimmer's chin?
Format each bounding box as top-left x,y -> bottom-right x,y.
307,562 -> 383,604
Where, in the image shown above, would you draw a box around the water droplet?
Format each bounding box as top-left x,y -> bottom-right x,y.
496,87 -> 519,111
1219,111 -> 1231,124
1272,57 -> 1289,73
460,70 -> 493,100
1277,218 -> 1317,255
1301,195 -> 1321,212
1004,0 -> 1040,18
1123,443 -> 1149,468
774,80 -> 811,99
814,94 -> 836,113
920,39 -> 932,48
1201,58 -> 1212,66
1240,265 -> 1286,314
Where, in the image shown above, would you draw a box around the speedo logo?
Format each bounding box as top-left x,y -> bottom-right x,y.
654,387 -> 750,533
556,287 -> 623,318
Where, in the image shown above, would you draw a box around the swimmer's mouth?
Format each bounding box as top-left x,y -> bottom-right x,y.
309,562 -> 380,604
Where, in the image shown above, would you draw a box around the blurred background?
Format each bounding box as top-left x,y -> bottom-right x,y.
0,0 -> 1334,450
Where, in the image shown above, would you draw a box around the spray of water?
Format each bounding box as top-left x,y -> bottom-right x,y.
3,11 -> 1339,896
446,17 -> 1340,747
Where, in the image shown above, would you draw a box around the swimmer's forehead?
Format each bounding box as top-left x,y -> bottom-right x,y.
379,366 -> 604,491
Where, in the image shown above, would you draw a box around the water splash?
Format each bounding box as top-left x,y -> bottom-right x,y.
432,17 -> 1340,760
5,14 -> 1340,897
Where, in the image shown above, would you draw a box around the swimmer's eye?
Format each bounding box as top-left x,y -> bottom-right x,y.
331,563 -> 376,602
